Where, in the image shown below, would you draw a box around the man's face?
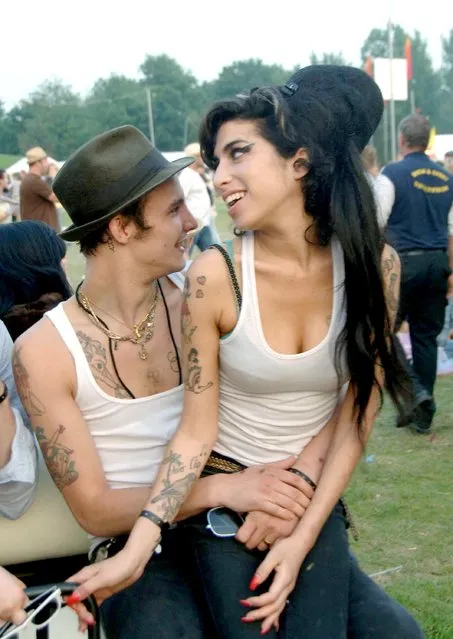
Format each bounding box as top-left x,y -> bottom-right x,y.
127,177 -> 198,276
444,155 -> 453,173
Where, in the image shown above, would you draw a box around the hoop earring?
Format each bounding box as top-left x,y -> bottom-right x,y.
107,235 -> 116,252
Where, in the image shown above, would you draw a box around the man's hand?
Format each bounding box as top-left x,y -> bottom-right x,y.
0,566 -> 28,626
218,457 -> 313,521
236,510 -> 300,550
447,274 -> 453,299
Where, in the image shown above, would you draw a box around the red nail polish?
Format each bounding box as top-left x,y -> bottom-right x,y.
261,629 -> 270,636
249,575 -> 260,591
241,617 -> 255,623
240,599 -> 252,607
66,593 -> 81,606
87,619 -> 96,627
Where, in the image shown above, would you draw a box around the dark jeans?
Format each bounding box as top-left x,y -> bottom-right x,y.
397,250 -> 450,405
100,527 -> 214,638
185,503 -> 349,639
185,505 -> 424,639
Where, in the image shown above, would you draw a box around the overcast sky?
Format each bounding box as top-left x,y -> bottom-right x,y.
2,0 -> 449,109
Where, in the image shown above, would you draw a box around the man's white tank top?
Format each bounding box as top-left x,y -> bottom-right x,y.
214,233 -> 349,467
45,272 -> 185,492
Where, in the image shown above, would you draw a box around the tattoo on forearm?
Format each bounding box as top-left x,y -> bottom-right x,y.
150,446 -> 209,521
185,348 -> 213,394
12,347 -> 46,416
77,331 -> 130,399
35,424 -> 79,491
382,247 -> 400,329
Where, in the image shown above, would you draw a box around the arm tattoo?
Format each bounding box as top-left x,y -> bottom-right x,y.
185,348 -> 213,394
35,424 -> 79,491
382,248 -> 400,329
181,277 -> 197,345
150,446 -> 209,521
77,331 -> 130,399
12,346 -> 46,416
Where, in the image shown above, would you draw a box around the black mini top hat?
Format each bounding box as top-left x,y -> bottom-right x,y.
55,126 -> 194,242
279,65 -> 384,153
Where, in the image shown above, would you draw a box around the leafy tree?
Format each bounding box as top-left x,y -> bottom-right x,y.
309,52 -> 350,65
438,29 -> 453,134
209,59 -> 290,101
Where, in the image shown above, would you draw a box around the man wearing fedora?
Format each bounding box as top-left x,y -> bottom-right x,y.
20,147 -> 59,231
12,126 -> 216,638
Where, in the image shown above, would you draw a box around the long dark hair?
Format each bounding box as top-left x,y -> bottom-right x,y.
199,86 -> 409,434
0,221 -> 72,316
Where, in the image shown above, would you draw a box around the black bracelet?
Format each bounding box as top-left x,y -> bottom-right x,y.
288,468 -> 317,491
0,381 -> 8,405
139,509 -> 171,532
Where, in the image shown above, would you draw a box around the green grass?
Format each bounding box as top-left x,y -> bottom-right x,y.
0,154 -> 21,169
65,201 -> 453,637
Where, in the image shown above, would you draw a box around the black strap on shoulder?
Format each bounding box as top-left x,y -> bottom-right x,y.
209,243 -> 242,311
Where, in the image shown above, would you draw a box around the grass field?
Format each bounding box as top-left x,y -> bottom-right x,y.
0,154 -> 21,169
64,203 -> 453,638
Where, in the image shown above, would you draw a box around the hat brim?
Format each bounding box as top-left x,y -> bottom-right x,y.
59,156 -> 194,242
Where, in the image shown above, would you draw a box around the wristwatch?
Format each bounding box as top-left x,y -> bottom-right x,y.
0,381 -> 8,404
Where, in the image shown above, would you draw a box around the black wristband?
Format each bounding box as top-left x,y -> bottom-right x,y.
289,468 -> 317,490
139,509 -> 171,532
0,382 -> 8,404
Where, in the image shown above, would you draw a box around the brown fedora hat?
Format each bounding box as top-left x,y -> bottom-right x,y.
55,126 -> 193,242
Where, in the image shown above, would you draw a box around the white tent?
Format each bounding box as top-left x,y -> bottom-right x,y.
6,156 -> 63,175
432,135 -> 453,162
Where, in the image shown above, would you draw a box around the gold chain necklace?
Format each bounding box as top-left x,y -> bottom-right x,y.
77,282 -> 159,360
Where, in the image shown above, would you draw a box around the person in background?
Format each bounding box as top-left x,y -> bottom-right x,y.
361,145 -> 395,228
0,319 -> 38,627
20,147 -> 60,231
382,115 -> 453,433
0,221 -> 72,341
444,151 -> 453,174
184,142 -> 220,253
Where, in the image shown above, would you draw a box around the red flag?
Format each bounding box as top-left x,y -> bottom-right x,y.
404,37 -> 413,82
363,56 -> 373,77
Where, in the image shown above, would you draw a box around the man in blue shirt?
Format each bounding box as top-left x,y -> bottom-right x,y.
383,115 -> 453,433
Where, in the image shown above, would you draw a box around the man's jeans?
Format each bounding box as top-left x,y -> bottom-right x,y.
100,527 -> 214,638
397,250 -> 450,404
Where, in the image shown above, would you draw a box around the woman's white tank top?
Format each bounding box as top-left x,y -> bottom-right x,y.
215,233 -> 349,467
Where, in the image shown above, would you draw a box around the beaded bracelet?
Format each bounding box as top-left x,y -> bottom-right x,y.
288,468 -> 317,491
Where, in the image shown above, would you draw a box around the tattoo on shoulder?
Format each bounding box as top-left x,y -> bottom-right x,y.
185,347 -> 213,394
76,331 -> 130,399
150,445 -> 209,520
35,424 -> 79,491
12,346 -> 46,417
181,275 -> 208,345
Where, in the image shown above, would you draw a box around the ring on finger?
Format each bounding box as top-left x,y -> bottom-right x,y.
264,537 -> 273,546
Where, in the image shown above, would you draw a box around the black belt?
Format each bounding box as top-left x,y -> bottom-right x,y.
399,248 -> 446,256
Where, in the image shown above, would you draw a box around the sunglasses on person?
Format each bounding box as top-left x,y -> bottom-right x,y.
206,507 -> 244,537
0,586 -> 62,639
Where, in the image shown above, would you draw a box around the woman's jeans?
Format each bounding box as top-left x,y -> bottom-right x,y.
100,527 -> 214,638
184,503 -> 425,639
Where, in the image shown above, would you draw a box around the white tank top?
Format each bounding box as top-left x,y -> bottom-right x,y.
45,273 -> 184,492
214,233 -> 349,467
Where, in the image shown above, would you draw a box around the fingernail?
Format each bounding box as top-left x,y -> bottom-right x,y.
249,575 -> 260,591
241,617 -> 255,623
240,599 -> 252,607
66,593 -> 81,606
87,619 -> 96,627
261,628 -> 270,636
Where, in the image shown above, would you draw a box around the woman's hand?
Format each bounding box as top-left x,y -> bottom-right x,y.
236,511 -> 300,550
0,566 -> 28,626
240,537 -> 308,635
219,457 -> 313,520
67,545 -> 150,608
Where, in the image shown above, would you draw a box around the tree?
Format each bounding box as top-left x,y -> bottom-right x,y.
85,75 -> 148,141
360,26 -> 441,163
309,52 -> 350,66
438,29 -> 453,134
209,59 -> 290,101
139,55 -> 202,150
14,80 -> 87,158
